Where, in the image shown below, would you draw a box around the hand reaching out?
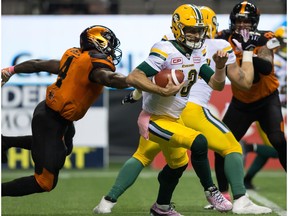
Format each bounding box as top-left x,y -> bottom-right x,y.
1,66 -> 15,87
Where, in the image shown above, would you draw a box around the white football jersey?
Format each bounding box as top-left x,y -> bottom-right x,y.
188,39 -> 236,108
142,39 -> 207,118
274,53 -> 287,105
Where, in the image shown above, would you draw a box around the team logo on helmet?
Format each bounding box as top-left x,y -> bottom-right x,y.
80,25 -> 122,65
173,13 -> 180,22
171,4 -> 208,49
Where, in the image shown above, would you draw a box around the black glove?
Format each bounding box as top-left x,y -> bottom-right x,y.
232,31 -> 267,51
121,91 -> 138,105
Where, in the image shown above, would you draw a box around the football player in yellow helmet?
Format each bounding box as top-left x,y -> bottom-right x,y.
94,3 -> 233,216
121,5 -> 269,215
199,6 -> 218,39
171,4 -> 208,49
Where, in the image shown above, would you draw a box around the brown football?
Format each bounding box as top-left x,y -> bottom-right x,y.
152,69 -> 184,88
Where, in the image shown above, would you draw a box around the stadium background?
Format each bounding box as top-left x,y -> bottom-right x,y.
1,0 -> 287,170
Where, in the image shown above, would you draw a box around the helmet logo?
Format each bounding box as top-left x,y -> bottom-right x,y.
212,16 -> 217,27
173,13 -> 180,23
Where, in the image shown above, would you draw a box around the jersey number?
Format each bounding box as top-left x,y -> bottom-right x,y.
180,69 -> 197,97
56,56 -> 74,88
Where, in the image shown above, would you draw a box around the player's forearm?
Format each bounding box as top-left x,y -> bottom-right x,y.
237,50 -> 254,90
108,73 -> 129,89
209,67 -> 226,91
240,61 -> 254,89
126,69 -> 163,95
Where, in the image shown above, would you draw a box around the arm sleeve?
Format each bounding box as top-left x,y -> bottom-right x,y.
253,57 -> 272,75
199,64 -> 215,83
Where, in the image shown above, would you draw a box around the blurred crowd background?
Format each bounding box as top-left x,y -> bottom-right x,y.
2,0 -> 287,15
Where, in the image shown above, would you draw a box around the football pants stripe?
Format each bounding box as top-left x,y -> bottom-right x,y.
202,107 -> 230,133
148,121 -> 173,141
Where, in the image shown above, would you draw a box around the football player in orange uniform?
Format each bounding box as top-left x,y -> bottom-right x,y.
1,25 -> 130,196
214,1 -> 286,195
240,25 -> 287,190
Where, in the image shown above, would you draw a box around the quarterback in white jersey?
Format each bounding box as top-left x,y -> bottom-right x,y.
126,4 -> 233,215
121,5 -> 270,215
93,5 -> 270,216
142,39 -> 207,118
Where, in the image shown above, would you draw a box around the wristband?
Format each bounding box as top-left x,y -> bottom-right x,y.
8,66 -> 15,75
242,51 -> 253,63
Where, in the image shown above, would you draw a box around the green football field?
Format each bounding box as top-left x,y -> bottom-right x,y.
2,167 -> 286,216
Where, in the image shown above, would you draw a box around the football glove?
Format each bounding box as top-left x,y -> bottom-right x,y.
121,91 -> 138,105
232,31 -> 267,51
1,66 -> 15,86
121,89 -> 142,105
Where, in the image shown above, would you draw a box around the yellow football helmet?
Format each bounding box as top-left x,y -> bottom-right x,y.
171,4 -> 208,49
274,26 -> 287,59
200,6 -> 218,39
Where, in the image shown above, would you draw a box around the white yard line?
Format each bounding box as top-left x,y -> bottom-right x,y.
247,189 -> 287,216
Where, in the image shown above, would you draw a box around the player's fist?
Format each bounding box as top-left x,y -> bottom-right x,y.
1,66 -> 15,86
213,50 -> 228,69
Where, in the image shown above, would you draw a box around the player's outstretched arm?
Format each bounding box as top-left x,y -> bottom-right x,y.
1,59 -> 60,86
227,51 -> 254,91
90,68 -> 129,89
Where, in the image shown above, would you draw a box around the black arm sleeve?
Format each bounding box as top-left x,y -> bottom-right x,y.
253,57 -> 272,75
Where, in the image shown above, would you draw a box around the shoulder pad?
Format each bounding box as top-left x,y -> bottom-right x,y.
88,51 -> 108,59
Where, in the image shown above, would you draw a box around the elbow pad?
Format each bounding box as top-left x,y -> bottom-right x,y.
253,57 -> 272,75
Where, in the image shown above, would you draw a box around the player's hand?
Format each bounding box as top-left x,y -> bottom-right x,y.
160,75 -> 184,96
232,31 -> 266,51
213,50 -> 228,69
1,67 -> 15,86
121,91 -> 138,105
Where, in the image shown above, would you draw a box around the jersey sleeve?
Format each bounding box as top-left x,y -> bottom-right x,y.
137,41 -> 169,76
223,43 -> 236,65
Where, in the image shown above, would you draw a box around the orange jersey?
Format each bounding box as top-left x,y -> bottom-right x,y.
217,30 -> 279,103
46,48 -> 115,121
